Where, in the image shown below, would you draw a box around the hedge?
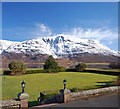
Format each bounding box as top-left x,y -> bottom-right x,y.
25,68 -> 67,74
3,68 -> 77,75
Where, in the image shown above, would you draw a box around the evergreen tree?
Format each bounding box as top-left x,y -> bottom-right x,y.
75,63 -> 87,72
44,55 -> 58,70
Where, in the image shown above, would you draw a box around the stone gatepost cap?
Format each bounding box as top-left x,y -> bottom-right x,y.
18,92 -> 30,100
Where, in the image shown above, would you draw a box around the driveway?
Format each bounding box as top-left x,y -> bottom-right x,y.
50,92 -> 119,107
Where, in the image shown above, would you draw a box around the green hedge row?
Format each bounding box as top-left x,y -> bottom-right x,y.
3,68 -> 67,75
25,68 -> 67,74
3,68 -> 78,75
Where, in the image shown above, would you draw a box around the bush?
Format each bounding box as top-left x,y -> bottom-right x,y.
75,63 -> 87,72
109,62 -> 120,69
8,61 -> 27,75
25,69 -> 44,74
25,68 -> 67,74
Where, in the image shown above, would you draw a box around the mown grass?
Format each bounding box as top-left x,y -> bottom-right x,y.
2,72 -> 117,103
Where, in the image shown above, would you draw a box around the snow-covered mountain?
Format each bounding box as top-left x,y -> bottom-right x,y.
1,34 -> 118,58
0,40 -> 19,54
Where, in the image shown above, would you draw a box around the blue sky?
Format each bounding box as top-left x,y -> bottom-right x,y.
2,2 -> 118,50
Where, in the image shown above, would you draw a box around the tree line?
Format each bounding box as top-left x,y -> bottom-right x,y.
5,55 -> 120,75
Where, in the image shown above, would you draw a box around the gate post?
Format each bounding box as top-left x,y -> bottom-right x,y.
18,92 -> 30,108
60,88 -> 71,103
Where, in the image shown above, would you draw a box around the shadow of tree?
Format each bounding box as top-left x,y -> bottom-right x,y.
96,81 -> 114,84
85,69 -> 120,76
95,81 -> 115,88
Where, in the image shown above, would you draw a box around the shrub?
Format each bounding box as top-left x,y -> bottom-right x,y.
25,70 -> 43,74
8,61 -> 27,75
75,63 -> 87,72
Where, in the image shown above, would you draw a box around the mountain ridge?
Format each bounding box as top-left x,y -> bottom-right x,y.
0,34 -> 118,58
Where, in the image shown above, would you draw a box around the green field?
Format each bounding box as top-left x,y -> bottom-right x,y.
2,72 -> 117,103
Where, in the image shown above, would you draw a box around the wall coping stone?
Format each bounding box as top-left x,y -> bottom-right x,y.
18,92 -> 30,100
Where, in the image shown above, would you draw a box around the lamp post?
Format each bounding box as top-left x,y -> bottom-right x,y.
63,79 -> 67,89
21,81 -> 25,93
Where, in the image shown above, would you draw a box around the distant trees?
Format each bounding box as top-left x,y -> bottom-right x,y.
8,61 -> 27,75
44,55 -> 61,72
109,62 -> 120,69
75,63 -> 87,72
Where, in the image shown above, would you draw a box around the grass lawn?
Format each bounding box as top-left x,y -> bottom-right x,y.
2,72 -> 117,103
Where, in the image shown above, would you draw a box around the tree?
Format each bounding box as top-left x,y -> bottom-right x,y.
44,55 -> 59,71
75,63 -> 87,72
8,61 -> 27,75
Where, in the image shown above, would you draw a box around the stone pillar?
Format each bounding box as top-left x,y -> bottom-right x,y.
18,92 -> 30,108
60,88 -> 71,103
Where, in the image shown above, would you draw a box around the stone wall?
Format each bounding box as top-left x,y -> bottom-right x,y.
70,86 -> 119,101
2,99 -> 20,108
2,92 -> 29,108
40,93 -> 64,104
41,86 -> 119,104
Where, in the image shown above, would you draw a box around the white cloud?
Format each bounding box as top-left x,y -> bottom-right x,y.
31,23 -> 117,49
109,41 -> 113,44
63,27 -> 118,42
32,23 -> 52,37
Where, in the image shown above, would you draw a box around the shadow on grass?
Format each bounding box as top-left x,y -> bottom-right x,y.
95,81 -> 115,88
84,69 -> 120,76
28,101 -> 38,107
65,68 -> 120,76
96,81 -> 114,84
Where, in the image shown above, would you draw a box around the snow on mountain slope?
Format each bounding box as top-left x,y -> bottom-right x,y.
0,40 -> 19,54
1,34 -> 118,58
